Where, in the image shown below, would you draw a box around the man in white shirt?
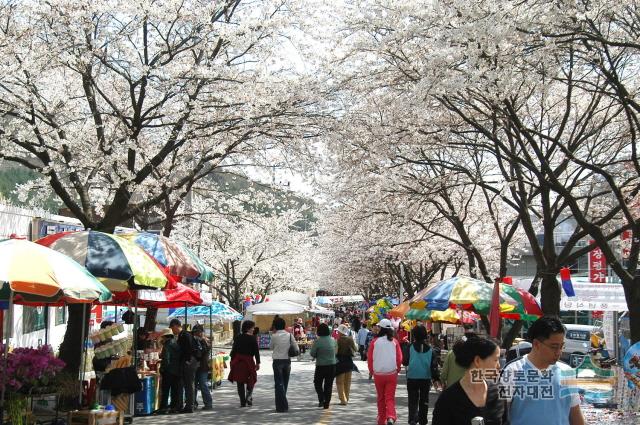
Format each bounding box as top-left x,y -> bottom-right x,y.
357,323 -> 370,361
502,316 -> 585,425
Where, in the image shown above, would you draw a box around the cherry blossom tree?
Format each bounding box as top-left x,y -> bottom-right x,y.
173,189 -> 316,310
0,0 -> 320,373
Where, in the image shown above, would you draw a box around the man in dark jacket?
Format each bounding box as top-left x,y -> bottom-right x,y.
170,318 -> 199,414
192,324 -> 213,410
159,328 -> 182,413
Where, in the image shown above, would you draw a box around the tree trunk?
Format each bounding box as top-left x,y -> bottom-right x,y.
540,273 -> 561,316
501,321 -> 524,349
144,307 -> 158,332
58,304 -> 91,376
623,276 -> 640,344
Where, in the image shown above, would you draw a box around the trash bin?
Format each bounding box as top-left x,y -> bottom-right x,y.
134,375 -> 155,416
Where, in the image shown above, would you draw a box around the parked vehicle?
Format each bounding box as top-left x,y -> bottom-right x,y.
562,324 -> 600,364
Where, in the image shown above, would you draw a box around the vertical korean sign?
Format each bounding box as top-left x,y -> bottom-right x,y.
589,240 -> 607,283
622,230 -> 632,260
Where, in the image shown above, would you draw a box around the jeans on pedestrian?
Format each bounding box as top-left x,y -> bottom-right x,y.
194,370 -> 212,408
373,373 -> 398,425
313,365 -> 335,406
182,359 -> 199,411
159,372 -> 181,411
407,378 -> 431,425
272,359 -> 291,412
359,345 -> 367,361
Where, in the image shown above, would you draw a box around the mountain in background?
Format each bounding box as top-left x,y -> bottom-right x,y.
0,163 -> 315,227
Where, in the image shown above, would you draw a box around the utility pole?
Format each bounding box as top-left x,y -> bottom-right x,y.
399,262 -> 405,304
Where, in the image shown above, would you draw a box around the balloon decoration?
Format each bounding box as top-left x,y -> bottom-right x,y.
368,297 -> 394,325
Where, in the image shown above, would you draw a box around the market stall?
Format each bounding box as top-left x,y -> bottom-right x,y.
0,239 -> 112,425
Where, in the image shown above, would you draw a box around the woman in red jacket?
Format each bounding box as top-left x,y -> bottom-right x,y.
368,319 -> 403,425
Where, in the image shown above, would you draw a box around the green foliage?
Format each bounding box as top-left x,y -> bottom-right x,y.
0,164 -> 61,212
203,172 -> 316,227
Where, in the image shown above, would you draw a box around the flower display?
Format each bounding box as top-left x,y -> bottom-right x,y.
0,344 -> 65,393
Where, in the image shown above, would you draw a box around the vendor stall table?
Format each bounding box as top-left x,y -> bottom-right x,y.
68,410 -> 124,425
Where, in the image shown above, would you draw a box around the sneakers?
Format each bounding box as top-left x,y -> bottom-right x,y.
201,406 -> 213,411
386,419 -> 395,425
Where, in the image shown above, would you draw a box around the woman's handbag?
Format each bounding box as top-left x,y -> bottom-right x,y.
288,334 -> 300,357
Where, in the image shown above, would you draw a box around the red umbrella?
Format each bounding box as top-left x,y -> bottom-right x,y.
106,283 -> 202,308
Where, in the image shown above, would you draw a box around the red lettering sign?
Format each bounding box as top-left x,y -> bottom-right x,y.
622,230 -> 632,259
91,305 -> 103,323
589,240 -> 607,283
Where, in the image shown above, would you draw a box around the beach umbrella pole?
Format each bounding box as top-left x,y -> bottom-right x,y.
44,304 -> 49,346
209,306 -> 213,390
79,303 -> 88,407
0,291 -> 14,425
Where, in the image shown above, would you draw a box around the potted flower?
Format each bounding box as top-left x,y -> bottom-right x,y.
1,344 -> 65,425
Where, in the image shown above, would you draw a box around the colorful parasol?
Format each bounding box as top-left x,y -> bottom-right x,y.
178,243 -> 214,283
119,232 -> 206,281
167,302 -> 243,323
389,301 -> 411,318
405,308 -> 480,324
497,284 -> 543,321
409,276 -> 517,313
0,239 -> 111,304
36,231 -> 168,292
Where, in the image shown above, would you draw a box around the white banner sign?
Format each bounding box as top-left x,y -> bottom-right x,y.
603,311 -> 615,343
560,283 -> 628,311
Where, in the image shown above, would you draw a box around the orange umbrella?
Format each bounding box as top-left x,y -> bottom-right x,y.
388,301 -> 410,318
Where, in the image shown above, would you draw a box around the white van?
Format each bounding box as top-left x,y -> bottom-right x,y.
562,324 -> 598,364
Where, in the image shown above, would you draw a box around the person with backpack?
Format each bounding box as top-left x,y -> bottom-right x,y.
403,325 -> 439,425
191,324 -> 212,410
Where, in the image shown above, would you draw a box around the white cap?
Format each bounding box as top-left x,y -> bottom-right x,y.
378,319 -> 393,329
337,324 -> 350,335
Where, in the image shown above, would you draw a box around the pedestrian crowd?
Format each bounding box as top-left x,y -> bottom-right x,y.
155,314 -> 585,425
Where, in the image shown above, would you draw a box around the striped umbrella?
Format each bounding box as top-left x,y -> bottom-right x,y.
0,239 -> 111,304
405,308 -> 480,324
119,232 -> 214,283
497,284 -> 543,321
178,243 -> 214,283
119,232 -> 200,280
36,231 -> 168,292
409,276 -> 518,313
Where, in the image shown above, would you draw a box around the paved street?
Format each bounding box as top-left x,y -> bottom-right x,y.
134,350 -> 437,425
